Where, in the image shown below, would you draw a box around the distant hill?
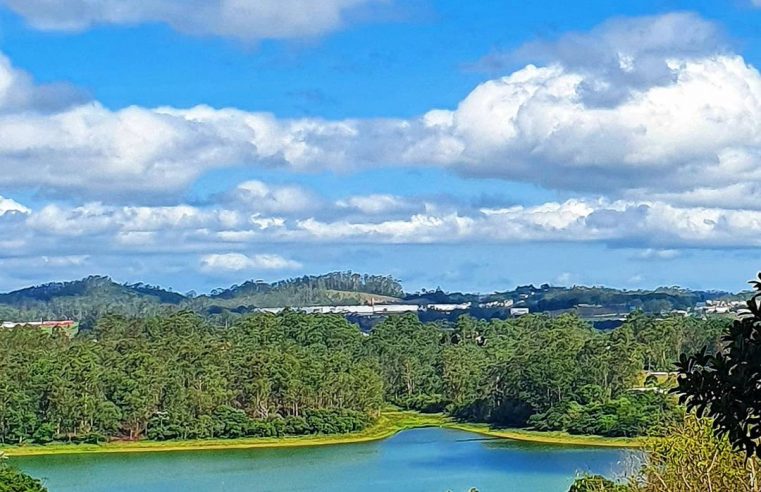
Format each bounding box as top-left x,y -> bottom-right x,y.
0,276 -> 185,305
0,272 -> 745,325
403,284 -> 739,318
486,284 -> 734,314
188,272 -> 404,311
0,272 -> 404,322
0,276 -> 184,323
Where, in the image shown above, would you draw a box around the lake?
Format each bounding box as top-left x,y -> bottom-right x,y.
13,428 -> 630,492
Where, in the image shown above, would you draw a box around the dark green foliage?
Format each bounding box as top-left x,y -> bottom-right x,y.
676,272 -> 761,458
0,276 -> 182,322
568,475 -> 628,492
0,305 -> 722,446
208,272 -> 403,300
531,392 -> 683,437
0,311 -> 383,444
0,459 -> 47,492
364,314 -> 444,408
366,313 -> 691,435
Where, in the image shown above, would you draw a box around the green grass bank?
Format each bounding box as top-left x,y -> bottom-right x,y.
1,411 -> 640,457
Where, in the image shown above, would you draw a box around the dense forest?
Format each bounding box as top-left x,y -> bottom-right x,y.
0,310 -> 729,445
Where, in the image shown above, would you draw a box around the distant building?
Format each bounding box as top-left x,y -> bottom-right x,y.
695,299 -> 744,315
426,303 -> 471,312
510,307 -> 530,317
372,304 -> 419,314
255,307 -> 285,314
254,304 -> 419,316
1,320 -> 79,337
478,299 -> 514,308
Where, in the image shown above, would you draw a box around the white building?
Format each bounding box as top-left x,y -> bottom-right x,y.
510,307 -> 530,317
426,303 -> 472,312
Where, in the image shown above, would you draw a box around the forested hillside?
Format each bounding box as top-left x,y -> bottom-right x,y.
0,272 -> 743,325
190,272 -> 404,310
0,310 -> 728,445
0,276 -> 183,324
0,272 -> 404,323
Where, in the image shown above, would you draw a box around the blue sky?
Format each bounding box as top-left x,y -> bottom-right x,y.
0,0 -> 760,293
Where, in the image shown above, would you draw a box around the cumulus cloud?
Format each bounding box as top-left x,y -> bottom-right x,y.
1,8 -> 761,265
0,0 -> 388,41
286,199 -> 761,249
0,195 -> 29,215
1,12 -> 760,206
27,203 -> 218,237
200,253 -> 301,273
633,183 -> 761,211
429,54 -> 761,196
476,12 -> 726,105
0,53 -> 87,113
227,180 -> 318,214
9,185 -> 761,276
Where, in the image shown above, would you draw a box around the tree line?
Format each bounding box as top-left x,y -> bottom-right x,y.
370,312 -> 726,437
0,309 -> 729,445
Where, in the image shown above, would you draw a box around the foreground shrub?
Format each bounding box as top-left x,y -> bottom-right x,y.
568,476 -> 627,492
0,456 -> 47,492
634,416 -> 760,492
570,416 -> 761,492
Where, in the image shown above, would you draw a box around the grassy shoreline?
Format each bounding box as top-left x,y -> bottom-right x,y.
1,411 -> 639,457
445,422 -> 642,448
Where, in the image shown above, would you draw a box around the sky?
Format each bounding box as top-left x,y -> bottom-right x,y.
0,0 -> 761,294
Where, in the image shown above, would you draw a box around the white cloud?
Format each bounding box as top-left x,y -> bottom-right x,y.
0,13 -> 760,206
0,53 -> 86,113
628,274 -> 644,284
230,180 -> 317,214
10,185 -> 761,267
632,182 -> 761,211
0,0 -> 387,41
477,13 -> 726,104
200,253 -> 301,273
635,249 -> 681,260
8,190 -> 761,249
426,54 -> 761,196
0,195 -> 29,215
27,203 -> 115,236
40,255 -> 90,267
336,194 -> 414,214
1,11 -> 761,274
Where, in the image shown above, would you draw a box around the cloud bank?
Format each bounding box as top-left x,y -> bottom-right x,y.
0,12 -> 759,286
0,0 -> 388,41
0,12 -> 759,208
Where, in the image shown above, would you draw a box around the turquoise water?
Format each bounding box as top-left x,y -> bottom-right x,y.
14,428 -> 628,491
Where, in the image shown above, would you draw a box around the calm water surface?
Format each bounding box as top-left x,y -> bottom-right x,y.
14,428 -> 629,492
